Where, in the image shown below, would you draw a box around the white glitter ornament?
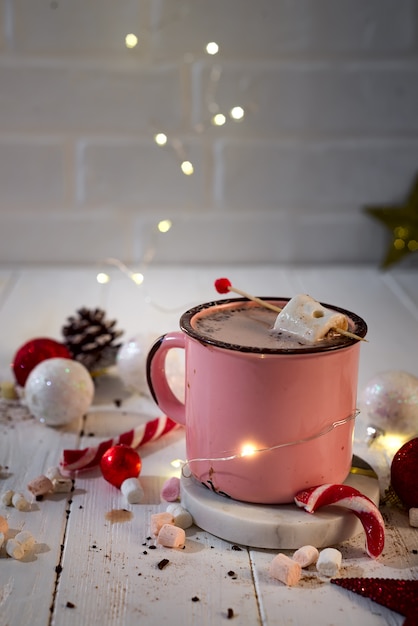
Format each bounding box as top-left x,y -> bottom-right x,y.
359,370 -> 418,438
116,333 -> 158,395
24,358 -> 94,427
117,333 -> 185,400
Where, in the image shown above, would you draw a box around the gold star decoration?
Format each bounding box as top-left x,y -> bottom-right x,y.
364,173 -> 418,268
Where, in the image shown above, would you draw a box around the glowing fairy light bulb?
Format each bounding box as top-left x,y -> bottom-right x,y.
384,434 -> 407,456
158,219 -> 172,233
241,444 -> 257,457
181,160 -> 194,175
131,272 -> 144,285
96,272 -> 110,284
212,113 -> 226,126
206,41 -> 219,55
171,459 -> 185,469
230,106 -> 245,121
125,33 -> 138,49
154,133 -> 168,146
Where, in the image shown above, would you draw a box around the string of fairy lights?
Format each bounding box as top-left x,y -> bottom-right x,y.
124,33 -> 246,177
94,26 -> 249,293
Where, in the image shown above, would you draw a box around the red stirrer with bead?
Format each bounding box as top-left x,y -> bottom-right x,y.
214,277 -> 366,342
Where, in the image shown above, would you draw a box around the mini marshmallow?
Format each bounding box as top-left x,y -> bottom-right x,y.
0,514 -> 8,535
1,490 -> 14,506
12,492 -> 31,511
269,553 -> 301,586
316,548 -> 342,577
45,466 -> 73,493
121,477 -> 144,504
409,508 -> 418,528
15,530 -> 36,552
165,503 -> 193,529
6,538 -> 25,560
157,523 -> 186,548
292,545 -> 319,568
45,466 -> 62,481
161,477 -> 181,502
52,476 -> 73,493
150,512 -> 174,537
27,475 -> 53,497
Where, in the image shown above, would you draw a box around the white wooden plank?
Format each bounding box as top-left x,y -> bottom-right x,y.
381,270 -> 418,319
0,416 -> 79,626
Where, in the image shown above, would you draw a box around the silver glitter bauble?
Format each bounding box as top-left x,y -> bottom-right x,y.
360,370 -> 418,437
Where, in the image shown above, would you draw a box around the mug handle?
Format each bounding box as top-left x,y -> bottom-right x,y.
146,332 -> 186,426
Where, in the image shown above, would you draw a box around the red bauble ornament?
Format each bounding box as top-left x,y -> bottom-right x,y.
390,437 -> 418,509
100,444 -> 142,488
12,338 -> 72,386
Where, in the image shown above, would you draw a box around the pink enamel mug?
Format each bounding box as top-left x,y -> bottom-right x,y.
146,297 -> 367,504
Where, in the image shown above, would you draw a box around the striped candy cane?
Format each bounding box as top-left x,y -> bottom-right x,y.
60,415 -> 178,473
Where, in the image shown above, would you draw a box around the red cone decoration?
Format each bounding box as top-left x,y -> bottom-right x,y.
331,577 -> 418,626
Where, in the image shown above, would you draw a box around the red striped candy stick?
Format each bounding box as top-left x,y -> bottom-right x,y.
60,415 -> 178,473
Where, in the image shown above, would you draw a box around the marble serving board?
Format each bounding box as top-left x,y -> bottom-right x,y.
181,463 -> 379,550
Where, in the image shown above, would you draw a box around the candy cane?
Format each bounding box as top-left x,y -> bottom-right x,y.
60,416 -> 178,473
294,484 -> 385,559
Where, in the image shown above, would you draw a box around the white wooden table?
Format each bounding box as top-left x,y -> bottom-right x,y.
0,264 -> 417,626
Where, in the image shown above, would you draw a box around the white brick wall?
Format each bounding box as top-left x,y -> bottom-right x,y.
0,0 -> 417,266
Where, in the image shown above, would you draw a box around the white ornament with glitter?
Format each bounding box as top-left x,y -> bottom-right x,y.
116,334 -> 158,395
24,358 -> 94,427
360,370 -> 418,438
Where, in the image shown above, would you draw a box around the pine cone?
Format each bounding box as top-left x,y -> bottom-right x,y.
62,307 -> 123,372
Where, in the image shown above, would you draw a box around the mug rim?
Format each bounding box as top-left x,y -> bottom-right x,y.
180,297 -> 368,354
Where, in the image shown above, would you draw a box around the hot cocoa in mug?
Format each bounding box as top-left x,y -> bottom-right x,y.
146,297 -> 367,504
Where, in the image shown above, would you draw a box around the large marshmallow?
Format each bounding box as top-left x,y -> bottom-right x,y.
273,294 -> 348,343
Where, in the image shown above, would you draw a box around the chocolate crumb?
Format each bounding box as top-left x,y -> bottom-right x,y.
412,549 -> 418,554
231,545 -> 242,551
157,558 -> 169,570
191,596 -> 200,602
66,602 -> 76,609
227,571 -> 236,577
36,494 -> 44,501
114,398 -> 122,408
143,551 -> 148,555
148,544 -> 157,550
227,608 -> 234,619
146,536 -> 152,540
